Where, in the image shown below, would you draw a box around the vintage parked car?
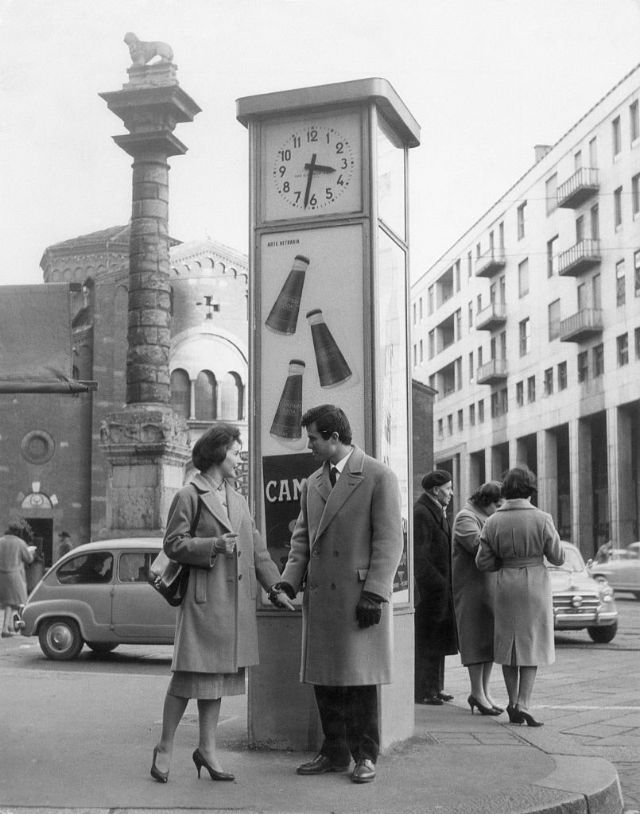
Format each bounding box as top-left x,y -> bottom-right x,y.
19,539 -> 176,660
589,543 -> 640,600
546,542 -> 618,643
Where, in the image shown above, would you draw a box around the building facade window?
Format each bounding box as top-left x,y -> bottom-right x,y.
468,301 -> 473,328
478,400 -> 484,423
614,186 -> 623,228
617,333 -> 629,366
499,388 -> 508,414
635,250 -> 640,297
469,403 -> 476,426
491,392 -> 499,418
413,344 -> 417,367
517,202 -> 527,240
590,203 -> 600,239
419,339 -> 423,363
518,258 -> 529,297
589,136 -> 598,167
428,285 -> 435,315
612,115 -> 621,157
578,350 -> 589,382
469,351 -> 474,381
593,343 -> 604,377
547,235 -> 558,277
519,317 -> 531,356
447,414 -> 453,435
527,376 -> 536,403
543,367 -> 553,395
548,299 -> 561,341
516,380 -> 524,406
457,409 -> 463,431
633,174 -> 640,217
412,302 -> 417,324
429,330 -> 435,359
558,361 -> 567,390
635,327 -> 640,360
467,251 -> 472,278
631,100 -> 640,143
616,259 -> 626,306
546,173 -> 557,215
419,297 -> 423,320
437,418 -> 444,439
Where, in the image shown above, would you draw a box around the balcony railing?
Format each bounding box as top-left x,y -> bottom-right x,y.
476,302 -> 507,331
557,167 -> 599,208
474,246 -> 506,278
476,358 -> 508,385
557,238 -> 601,277
559,308 -> 604,342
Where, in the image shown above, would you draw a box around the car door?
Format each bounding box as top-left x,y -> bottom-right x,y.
110,549 -> 176,640
53,551 -> 115,638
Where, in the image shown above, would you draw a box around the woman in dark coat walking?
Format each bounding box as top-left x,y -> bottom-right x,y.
150,424 -> 293,783
414,470 -> 458,705
452,481 -> 503,715
476,467 -> 564,727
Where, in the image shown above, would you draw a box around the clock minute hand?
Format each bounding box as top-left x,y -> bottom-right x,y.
303,153 -> 318,208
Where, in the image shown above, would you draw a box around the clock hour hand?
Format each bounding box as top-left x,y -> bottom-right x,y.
303,153 -> 317,208
304,162 -> 335,174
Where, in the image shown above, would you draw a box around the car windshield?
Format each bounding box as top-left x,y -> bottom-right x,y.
546,547 -> 585,573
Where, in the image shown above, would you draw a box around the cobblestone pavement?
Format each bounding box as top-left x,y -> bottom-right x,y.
444,596 -> 640,812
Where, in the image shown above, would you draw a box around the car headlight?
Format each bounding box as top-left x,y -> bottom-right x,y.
598,582 -> 614,599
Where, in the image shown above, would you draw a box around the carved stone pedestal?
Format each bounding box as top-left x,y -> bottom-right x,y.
100,406 -> 190,536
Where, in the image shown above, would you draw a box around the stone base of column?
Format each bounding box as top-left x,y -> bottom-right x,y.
99,405 -> 190,536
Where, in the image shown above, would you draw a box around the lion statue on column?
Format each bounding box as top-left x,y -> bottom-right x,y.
124,32 -> 173,66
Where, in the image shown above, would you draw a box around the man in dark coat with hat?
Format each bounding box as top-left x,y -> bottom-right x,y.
414,469 -> 458,704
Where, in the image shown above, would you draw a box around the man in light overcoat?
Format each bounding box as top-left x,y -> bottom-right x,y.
269,404 -> 403,784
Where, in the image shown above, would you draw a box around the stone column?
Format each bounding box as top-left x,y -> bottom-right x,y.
98,51 -> 201,535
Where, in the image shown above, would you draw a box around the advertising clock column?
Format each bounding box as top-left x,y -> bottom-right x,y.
237,78 -> 420,751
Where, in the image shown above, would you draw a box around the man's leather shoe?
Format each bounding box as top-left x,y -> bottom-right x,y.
296,754 -> 350,775
351,758 -> 376,783
438,692 -> 454,702
417,694 -> 443,705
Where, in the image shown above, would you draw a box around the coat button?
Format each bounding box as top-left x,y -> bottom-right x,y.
238,574 -> 243,581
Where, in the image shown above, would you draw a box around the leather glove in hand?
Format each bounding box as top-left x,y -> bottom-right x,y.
355,591 -> 383,628
267,581 -> 296,609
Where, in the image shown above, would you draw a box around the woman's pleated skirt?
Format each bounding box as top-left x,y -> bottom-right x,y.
168,667 -> 246,699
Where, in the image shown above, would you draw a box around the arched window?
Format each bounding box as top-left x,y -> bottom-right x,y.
220,371 -> 244,420
195,370 -> 216,421
170,369 -> 190,418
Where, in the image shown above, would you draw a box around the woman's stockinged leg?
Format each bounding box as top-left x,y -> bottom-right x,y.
481,662 -> 497,706
468,663 -> 491,706
516,666 -> 538,710
155,692 -> 189,773
501,665 -> 519,706
197,697 -> 224,770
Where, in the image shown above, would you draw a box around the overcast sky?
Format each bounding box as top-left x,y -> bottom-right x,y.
2,0 -> 640,286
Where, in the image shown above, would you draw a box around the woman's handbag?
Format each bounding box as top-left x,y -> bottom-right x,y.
148,491 -> 201,607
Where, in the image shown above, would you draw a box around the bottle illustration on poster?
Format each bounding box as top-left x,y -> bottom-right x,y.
265,254 -> 310,335
270,359 -> 306,444
306,308 -> 352,388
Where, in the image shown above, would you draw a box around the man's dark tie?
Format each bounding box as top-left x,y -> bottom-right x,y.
329,466 -> 338,487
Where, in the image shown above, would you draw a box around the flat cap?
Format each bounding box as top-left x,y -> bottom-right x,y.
422,469 -> 452,490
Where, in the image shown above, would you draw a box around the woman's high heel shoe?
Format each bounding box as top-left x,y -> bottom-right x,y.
150,746 -> 168,783
517,708 -> 544,727
468,694 -> 501,715
506,704 -> 524,724
192,748 -> 235,781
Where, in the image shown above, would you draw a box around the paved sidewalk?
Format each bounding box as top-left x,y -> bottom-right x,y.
0,650 -> 625,814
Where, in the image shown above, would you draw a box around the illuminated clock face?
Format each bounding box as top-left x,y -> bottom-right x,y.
263,114 -> 362,220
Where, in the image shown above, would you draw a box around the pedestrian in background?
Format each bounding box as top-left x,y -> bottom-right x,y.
413,470 -> 458,705
452,481 -> 503,716
476,466 -> 564,727
270,404 -> 403,784
150,423 -> 293,784
0,520 -> 36,637
57,531 -> 73,559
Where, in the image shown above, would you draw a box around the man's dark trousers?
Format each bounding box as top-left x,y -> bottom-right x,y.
314,684 -> 379,765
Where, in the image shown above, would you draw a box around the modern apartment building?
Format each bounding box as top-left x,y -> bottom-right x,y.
411,64 -> 640,559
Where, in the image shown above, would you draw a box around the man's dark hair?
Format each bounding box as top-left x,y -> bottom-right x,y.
469,480 -> 502,507
5,520 -> 33,543
301,404 -> 352,445
501,466 -> 537,500
192,423 -> 241,472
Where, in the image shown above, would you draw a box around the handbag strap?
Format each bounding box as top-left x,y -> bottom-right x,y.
189,484 -> 202,537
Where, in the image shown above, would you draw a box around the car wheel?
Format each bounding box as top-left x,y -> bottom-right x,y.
87,642 -> 118,654
38,618 -> 84,660
587,622 -> 618,643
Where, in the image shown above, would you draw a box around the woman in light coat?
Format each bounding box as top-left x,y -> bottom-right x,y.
151,424 -> 293,783
0,521 -> 35,637
452,481 -> 503,715
476,467 -> 564,727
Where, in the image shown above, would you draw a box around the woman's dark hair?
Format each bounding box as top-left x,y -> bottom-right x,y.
501,466 -> 537,499
192,423 -> 241,472
469,480 -> 502,507
301,404 -> 352,445
5,519 -> 33,543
